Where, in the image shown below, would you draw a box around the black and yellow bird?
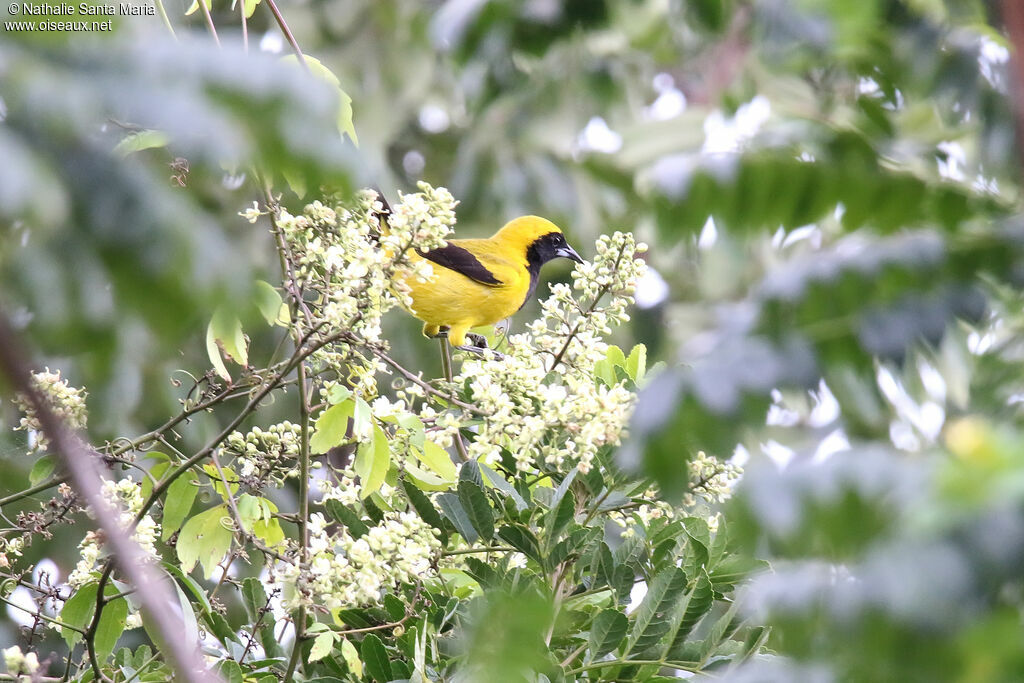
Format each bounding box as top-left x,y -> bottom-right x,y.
395,215 -> 584,349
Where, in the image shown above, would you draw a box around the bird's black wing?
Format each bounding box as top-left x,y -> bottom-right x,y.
418,244 -> 504,286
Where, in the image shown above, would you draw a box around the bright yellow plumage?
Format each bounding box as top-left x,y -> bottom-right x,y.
394,216 -> 583,347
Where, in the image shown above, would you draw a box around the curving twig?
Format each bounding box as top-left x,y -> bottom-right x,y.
0,309 -> 220,683
1003,0 -> 1024,170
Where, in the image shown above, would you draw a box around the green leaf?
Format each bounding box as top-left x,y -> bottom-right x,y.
254,280 -> 288,326
113,129 -> 170,157
384,594 -> 406,622
352,396 -> 373,439
284,56 -> 358,145
241,576 -> 269,622
464,556 -> 505,588
405,462 -> 454,491
176,505 -> 233,578
550,468 -> 577,509
160,562 -> 213,616
457,479 -> 494,541
549,527 -> 600,569
459,459 -> 484,488
497,524 -> 544,565
626,566 -> 688,655
401,415 -> 426,449
708,555 -> 768,592
203,463 -> 239,500
142,452 -> 171,499
96,585 -> 129,663
216,660 -> 244,683
589,608 -> 628,659
325,499 -> 370,539
606,345 -> 626,369
206,611 -> 235,646
310,399 -> 354,454
29,454 -> 56,486
594,346 -> 624,387
359,633 -> 391,682
236,493 -> 260,529
340,638 -> 362,677
401,479 -> 445,531
335,608 -> 381,630
414,440 -> 457,482
480,463 -> 528,511
690,0 -> 727,31
60,582 -> 98,647
682,516 -> 711,553
310,631 -> 336,662
165,581 -> 200,654
613,534 -> 647,570
626,344 -> 648,383
544,488 -> 576,550
255,517 -> 285,547
240,575 -> 281,659
161,471 -> 199,541
437,492 -> 478,543
207,306 -> 248,371
355,423 -> 391,498
592,541 -> 616,588
667,571 -> 714,651
327,385 -> 352,405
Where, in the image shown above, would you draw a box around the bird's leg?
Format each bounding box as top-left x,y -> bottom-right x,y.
427,325 -> 450,339
437,334 -> 470,462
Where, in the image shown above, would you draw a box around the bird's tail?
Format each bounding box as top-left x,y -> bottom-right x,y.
371,187 -> 427,269
371,187 -> 393,237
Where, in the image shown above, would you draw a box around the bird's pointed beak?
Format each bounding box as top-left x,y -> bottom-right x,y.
557,244 -> 585,264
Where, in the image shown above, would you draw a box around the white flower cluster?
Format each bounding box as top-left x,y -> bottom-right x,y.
607,482 -> 677,538
608,452 -> 741,537
276,508 -> 440,610
13,368 -> 87,453
683,450 -> 742,508
0,537 -> 24,570
3,646 -> 39,678
225,421 -> 307,484
384,183 -> 456,254
319,470 -> 362,506
446,232 -> 647,474
68,479 -> 160,587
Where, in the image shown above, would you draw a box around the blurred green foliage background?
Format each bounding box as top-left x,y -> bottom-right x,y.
5,0 -> 1024,679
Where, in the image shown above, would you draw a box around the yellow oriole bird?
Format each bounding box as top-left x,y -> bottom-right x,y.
395,215 -> 584,349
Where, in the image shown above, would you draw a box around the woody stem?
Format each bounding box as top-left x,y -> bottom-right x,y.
438,335 -> 470,463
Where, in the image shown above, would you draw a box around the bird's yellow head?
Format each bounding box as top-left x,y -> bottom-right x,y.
493,216 -> 585,267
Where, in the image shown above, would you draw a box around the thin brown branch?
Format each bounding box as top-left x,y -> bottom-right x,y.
197,0 -> 220,46
438,336 -> 470,463
263,0 -> 306,67
283,360 -> 311,682
1002,0 -> 1024,172
239,0 -> 248,52
0,476 -> 70,509
0,309 -> 220,683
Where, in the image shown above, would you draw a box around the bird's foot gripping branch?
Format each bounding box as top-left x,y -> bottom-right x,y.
3,184 -> 749,681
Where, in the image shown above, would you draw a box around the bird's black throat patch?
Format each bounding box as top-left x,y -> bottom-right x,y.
521,231 -> 565,311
